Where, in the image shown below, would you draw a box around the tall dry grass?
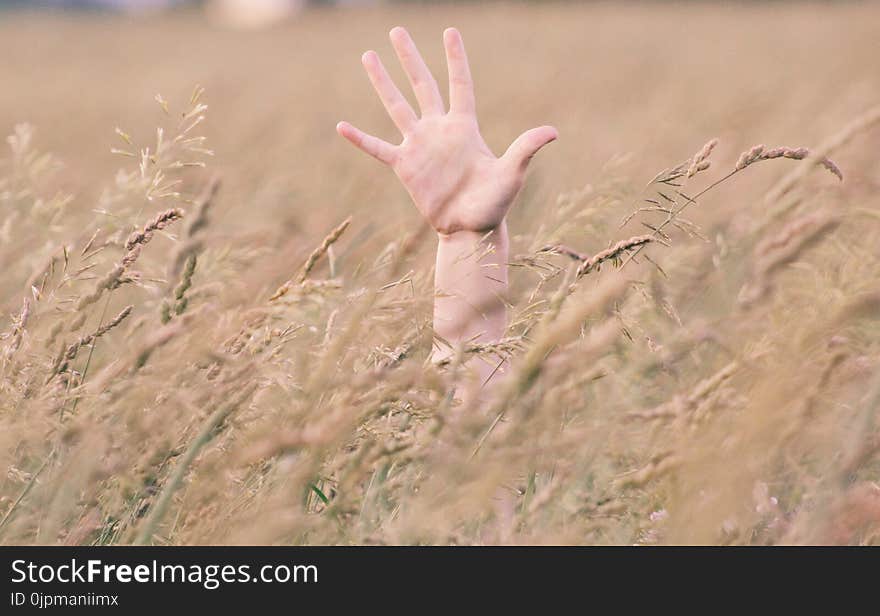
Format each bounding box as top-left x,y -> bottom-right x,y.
1,3 -> 879,545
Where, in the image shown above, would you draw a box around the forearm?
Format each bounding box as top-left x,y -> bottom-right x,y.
432,222 -> 509,381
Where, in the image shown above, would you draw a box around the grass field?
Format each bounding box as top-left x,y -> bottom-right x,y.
1,1 -> 879,545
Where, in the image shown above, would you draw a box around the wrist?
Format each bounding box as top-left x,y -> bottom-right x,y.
436,221 -> 509,250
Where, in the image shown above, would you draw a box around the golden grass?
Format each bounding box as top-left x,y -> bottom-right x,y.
1,2 -> 879,546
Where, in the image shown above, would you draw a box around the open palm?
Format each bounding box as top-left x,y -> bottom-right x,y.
337,27 -> 557,235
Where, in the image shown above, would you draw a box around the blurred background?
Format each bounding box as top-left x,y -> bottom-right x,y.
1,1 -> 369,27
1,1 -> 879,545
2,0 -> 877,264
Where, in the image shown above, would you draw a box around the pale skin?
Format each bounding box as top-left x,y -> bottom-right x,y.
337,27 -> 557,390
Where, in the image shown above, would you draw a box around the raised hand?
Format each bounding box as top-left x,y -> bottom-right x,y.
337,27 -> 556,398
337,27 -> 557,235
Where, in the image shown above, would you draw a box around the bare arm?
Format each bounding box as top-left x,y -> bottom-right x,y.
337,27 -> 556,387
433,224 -> 508,383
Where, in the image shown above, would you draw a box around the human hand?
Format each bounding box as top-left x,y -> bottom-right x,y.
337,27 -> 557,235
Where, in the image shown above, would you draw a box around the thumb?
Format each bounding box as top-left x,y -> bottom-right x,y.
502,125 -> 558,171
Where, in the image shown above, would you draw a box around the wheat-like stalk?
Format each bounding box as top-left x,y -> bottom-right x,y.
765,104 -> 880,205
735,144 -> 842,180
687,138 -> 719,178
52,305 -> 133,377
270,216 -> 351,301
161,253 -> 197,324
